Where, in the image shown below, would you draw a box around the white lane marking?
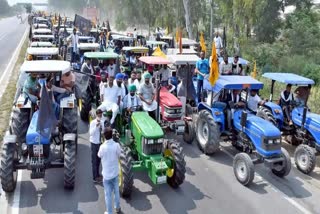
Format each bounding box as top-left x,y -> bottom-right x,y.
11,170 -> 22,214
221,147 -> 313,214
0,26 -> 28,99
0,31 -> 10,41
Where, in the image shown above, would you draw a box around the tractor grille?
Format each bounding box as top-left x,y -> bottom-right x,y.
143,143 -> 163,155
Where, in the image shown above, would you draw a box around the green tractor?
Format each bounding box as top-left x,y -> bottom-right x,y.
114,111 -> 186,197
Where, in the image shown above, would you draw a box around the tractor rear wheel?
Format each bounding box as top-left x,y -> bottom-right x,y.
119,146 -> 133,197
80,89 -> 92,122
272,148 -> 291,177
256,107 -> 277,126
196,110 -> 220,155
62,107 -> 78,152
11,107 -> 30,147
64,141 -> 76,189
1,143 -> 17,192
165,141 -> 186,188
183,121 -> 195,144
294,144 -> 316,174
233,153 -> 254,186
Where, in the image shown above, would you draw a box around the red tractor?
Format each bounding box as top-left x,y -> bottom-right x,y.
138,56 -> 194,143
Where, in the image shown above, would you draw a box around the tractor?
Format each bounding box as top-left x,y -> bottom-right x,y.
196,76 -> 291,186
1,60 -> 78,192
111,109 -> 186,197
26,47 -> 61,61
138,56 -> 194,143
78,51 -> 119,122
121,46 -> 149,75
258,73 -> 320,174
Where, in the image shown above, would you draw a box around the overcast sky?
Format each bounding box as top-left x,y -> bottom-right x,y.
7,0 -> 48,6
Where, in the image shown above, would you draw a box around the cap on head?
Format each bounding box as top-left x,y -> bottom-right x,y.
129,84 -> 137,92
144,72 -> 151,79
115,73 -> 124,80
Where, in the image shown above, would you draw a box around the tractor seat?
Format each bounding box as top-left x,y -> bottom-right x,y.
212,101 -> 227,110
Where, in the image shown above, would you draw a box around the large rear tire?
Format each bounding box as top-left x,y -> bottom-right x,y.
256,107 -> 277,126
233,153 -> 254,186
64,141 -> 76,189
183,121 -> 195,144
294,144 -> 316,174
196,110 -> 220,155
119,146 -> 133,198
271,148 -> 291,177
1,143 -> 17,192
165,141 -> 186,188
11,107 -> 30,146
80,90 -> 92,122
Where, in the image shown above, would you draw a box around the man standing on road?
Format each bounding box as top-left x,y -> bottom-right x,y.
89,109 -> 104,183
98,127 -> 121,214
195,51 -> 210,102
68,28 -> 79,63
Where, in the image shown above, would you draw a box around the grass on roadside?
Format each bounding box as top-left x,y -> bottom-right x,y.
0,39 -> 28,143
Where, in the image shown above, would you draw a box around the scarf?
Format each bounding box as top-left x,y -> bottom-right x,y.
281,91 -> 293,102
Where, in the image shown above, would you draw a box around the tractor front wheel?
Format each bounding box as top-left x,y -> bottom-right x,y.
294,144 -> 316,174
165,141 -> 186,188
183,121 -> 195,144
233,153 -> 254,186
272,148 -> 291,177
80,90 -> 92,122
196,110 -> 220,155
11,107 -> 30,148
1,143 -> 17,192
119,146 -> 133,197
64,141 -> 76,189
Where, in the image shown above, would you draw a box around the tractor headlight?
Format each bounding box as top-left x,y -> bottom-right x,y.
264,138 -> 281,145
268,140 -> 273,145
274,138 -> 281,144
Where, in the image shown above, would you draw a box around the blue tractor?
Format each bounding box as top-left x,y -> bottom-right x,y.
195,76 -> 291,186
1,61 -> 78,192
258,73 -> 319,174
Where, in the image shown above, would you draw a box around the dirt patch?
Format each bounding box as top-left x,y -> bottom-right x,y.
0,39 -> 28,143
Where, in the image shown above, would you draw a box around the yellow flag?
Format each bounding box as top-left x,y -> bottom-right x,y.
209,42 -> 219,86
165,27 -> 169,36
175,28 -> 179,43
251,60 -> 257,79
200,32 -> 206,52
152,46 -> 167,58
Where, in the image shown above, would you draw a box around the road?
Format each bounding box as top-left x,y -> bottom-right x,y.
1,114 -> 320,214
0,15 -> 27,75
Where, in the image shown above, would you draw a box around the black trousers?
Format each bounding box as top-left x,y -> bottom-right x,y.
91,143 -> 101,179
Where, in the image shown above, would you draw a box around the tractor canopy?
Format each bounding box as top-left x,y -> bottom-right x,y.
33,28 -> 52,35
168,54 -> 199,65
146,41 -> 168,47
160,87 -> 182,108
167,48 -> 197,55
263,73 -> 315,86
122,46 -> 149,54
218,57 -> 249,65
139,56 -> 171,65
27,47 -> 59,56
30,42 -> 53,47
204,75 -> 264,92
21,60 -> 71,74
84,52 -> 119,59
78,43 -> 100,50
33,23 -> 48,28
131,112 -> 164,139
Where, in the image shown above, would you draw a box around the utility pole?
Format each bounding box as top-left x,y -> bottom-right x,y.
210,0 -> 214,42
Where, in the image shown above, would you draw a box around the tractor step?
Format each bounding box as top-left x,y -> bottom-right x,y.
50,161 -> 64,168
30,170 -> 45,179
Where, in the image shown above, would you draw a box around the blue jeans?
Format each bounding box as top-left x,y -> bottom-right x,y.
91,143 -> 101,179
103,176 -> 120,214
197,79 -> 204,102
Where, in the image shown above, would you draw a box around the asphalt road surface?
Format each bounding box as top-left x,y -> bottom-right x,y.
0,15 -> 27,75
1,114 -> 320,214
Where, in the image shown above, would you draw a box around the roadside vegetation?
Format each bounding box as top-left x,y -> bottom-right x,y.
0,39 -> 28,142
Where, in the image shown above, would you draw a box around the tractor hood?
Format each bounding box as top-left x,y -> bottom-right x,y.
160,87 -> 182,108
132,112 -> 164,139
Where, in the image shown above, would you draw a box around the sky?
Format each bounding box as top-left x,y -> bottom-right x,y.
7,0 -> 48,6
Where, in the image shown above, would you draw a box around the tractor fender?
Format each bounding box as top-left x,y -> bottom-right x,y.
198,102 -> 225,131
3,134 -> 17,144
63,133 -> 76,142
264,102 -> 284,121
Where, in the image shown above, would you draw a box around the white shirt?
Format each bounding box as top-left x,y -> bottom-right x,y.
214,36 -> 223,49
107,64 -> 116,77
68,34 -> 79,52
156,68 -> 171,81
123,94 -> 142,109
134,78 -> 143,90
128,78 -> 135,86
247,94 -> 262,112
101,84 -> 121,104
98,139 -> 121,180
89,118 -> 104,144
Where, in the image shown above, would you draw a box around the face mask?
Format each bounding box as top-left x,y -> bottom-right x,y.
145,80 -> 150,84
130,92 -> 135,96
117,81 -> 122,87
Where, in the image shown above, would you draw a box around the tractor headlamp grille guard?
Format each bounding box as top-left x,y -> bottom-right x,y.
142,137 -> 164,155
164,106 -> 182,118
261,136 -> 282,152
